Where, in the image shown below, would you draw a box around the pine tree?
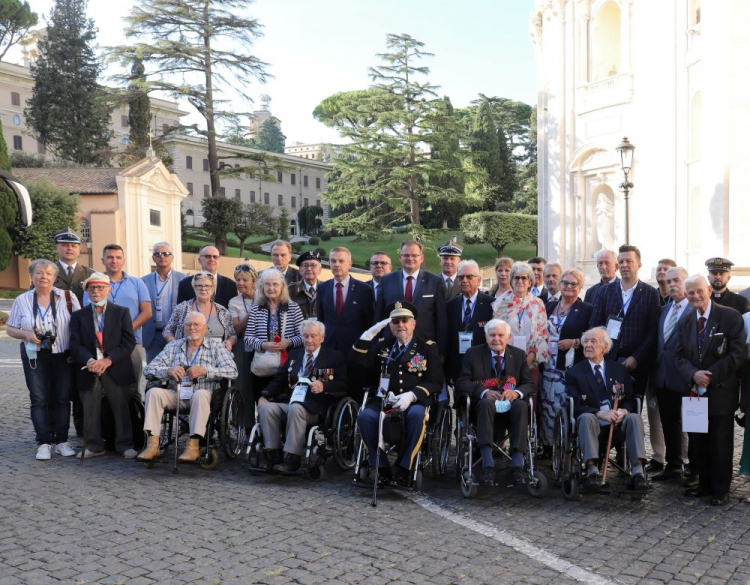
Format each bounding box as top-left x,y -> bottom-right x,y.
251,118 -> 285,153
128,58 -> 151,149
25,0 -> 112,165
467,100 -> 510,210
0,126 -> 15,270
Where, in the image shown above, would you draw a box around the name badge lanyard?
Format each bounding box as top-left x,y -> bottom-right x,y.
33,292 -> 57,335
242,296 -> 251,318
109,278 -> 126,304
552,306 -> 568,331
384,341 -> 410,374
618,293 -> 634,318
193,299 -> 215,322
462,298 -> 477,330
516,307 -> 526,332
154,271 -> 172,312
185,344 -> 202,371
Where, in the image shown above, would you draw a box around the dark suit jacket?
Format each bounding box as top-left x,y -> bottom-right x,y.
262,347 -> 347,416
317,277 -> 374,357
589,280 -> 661,366
70,302 -> 137,390
176,273 -> 237,308
545,298 -> 593,369
288,280 -> 319,319
446,292 -> 495,383
712,289 -> 749,315
565,359 -> 636,418
455,344 -> 535,402
536,286 -> 549,305
441,274 -> 461,301
653,302 -> 688,392
283,266 -> 301,286
674,302 -> 746,416
583,277 -> 619,306
54,261 -> 94,305
375,269 -> 448,355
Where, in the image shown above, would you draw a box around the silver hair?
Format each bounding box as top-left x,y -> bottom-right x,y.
457,259 -> 480,275
191,271 -> 216,293
666,266 -> 688,279
254,268 -> 290,306
581,326 -> 613,353
561,268 -> 584,288
484,318 -> 511,337
29,258 -> 59,278
594,249 -> 617,263
543,262 -> 562,275
300,319 -> 325,337
184,311 -> 207,325
510,261 -> 534,283
153,241 -> 172,251
684,274 -> 710,290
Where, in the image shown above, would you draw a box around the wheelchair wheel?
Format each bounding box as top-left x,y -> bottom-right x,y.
461,470 -> 478,499
562,473 -> 580,500
431,405 -> 452,478
454,415 -> 464,478
199,447 -> 219,470
246,424 -> 263,470
527,469 -> 549,499
307,463 -> 326,482
413,468 -> 423,491
332,397 -> 359,470
552,408 -> 569,484
220,386 -> 245,460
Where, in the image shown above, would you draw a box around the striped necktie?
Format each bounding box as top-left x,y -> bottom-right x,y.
663,303 -> 679,341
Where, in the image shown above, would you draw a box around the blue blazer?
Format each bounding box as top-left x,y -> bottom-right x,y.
652,302 -> 688,393
375,269 -> 448,355
545,298 -> 593,370
588,280 -> 660,366
565,359 -> 636,418
446,292 -> 495,384
141,270 -> 186,348
317,277 -> 375,358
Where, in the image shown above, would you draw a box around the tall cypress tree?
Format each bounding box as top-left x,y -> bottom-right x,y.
25,0 -> 112,165
128,57 -> 151,149
0,126 -> 16,270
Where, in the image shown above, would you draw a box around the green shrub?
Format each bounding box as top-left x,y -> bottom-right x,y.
320,231 -> 331,241
250,244 -> 263,254
291,241 -> 303,252
182,242 -> 201,253
308,236 -> 320,245
314,247 -> 326,257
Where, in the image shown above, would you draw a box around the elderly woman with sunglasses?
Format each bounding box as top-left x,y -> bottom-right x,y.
228,262 -> 258,432
163,271 -> 236,350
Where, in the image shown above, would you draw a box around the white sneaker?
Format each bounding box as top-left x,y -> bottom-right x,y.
36,444 -> 52,460
55,442 -> 76,457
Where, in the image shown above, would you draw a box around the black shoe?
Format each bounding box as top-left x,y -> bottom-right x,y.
264,449 -> 283,472
628,473 -> 651,492
480,466 -> 497,486
394,466 -> 409,487
644,459 -> 664,473
375,466 -> 393,486
683,474 -> 699,488
711,494 -> 729,506
685,486 -> 709,498
273,453 -> 301,474
651,467 -> 682,482
536,445 -> 552,460
512,466 -> 526,486
585,473 -> 602,494
683,464 -> 692,478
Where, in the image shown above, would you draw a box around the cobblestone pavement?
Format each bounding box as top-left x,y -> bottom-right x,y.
1,336 -> 750,585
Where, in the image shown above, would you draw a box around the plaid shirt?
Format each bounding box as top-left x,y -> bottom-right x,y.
144,336 -> 238,393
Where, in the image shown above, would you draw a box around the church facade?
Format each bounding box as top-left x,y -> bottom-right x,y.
532,0 -> 750,288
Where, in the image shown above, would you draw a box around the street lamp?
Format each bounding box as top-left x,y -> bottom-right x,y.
616,136 -> 635,245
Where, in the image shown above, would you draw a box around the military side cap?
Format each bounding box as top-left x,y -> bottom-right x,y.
82,272 -> 110,289
705,257 -> 734,272
387,301 -> 418,320
438,239 -> 463,257
296,250 -> 323,267
54,227 -> 82,244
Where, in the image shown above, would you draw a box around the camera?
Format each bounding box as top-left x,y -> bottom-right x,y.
38,331 -> 57,353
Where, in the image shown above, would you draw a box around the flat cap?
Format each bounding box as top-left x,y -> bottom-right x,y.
296,250 -> 323,267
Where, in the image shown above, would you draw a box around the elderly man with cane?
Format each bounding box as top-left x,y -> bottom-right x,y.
138,312 -> 237,463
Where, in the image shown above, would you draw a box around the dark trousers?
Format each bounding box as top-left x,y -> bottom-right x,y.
80,371 -> 133,453
689,414 -> 735,497
21,345 -> 71,445
358,403 -> 427,470
475,397 -> 529,454
248,371 -> 273,428
657,388 -> 684,469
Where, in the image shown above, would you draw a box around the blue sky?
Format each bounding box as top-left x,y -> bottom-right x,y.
24,0 -> 537,144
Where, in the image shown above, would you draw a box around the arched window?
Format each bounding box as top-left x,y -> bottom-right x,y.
690,92 -> 701,159
80,219 -> 90,242
689,0 -> 701,27
185,209 -> 195,227
591,2 -> 622,81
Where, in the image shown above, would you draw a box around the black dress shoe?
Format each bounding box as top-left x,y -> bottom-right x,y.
537,446 -> 552,460
585,473 -> 602,494
273,453 -> 301,474
683,464 -> 692,478
264,449 -> 283,472
394,466 -> 409,487
512,466 -> 526,486
651,467 -> 682,482
711,494 -> 729,506
645,459 -> 664,473
685,486 -> 709,498
628,473 -> 651,492
683,474 -> 699,488
480,466 -> 497,486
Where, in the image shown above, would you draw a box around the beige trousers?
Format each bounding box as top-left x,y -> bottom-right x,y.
143,386 -> 211,438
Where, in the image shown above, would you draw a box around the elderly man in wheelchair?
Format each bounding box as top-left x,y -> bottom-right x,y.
137,312 -> 238,463
564,327 -> 650,494
256,319 -> 348,474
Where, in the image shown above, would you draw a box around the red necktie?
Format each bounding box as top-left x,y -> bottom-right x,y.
405,275 -> 414,302
336,282 -> 344,319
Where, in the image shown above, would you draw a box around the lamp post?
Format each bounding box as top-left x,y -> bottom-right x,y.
616,137 -> 635,245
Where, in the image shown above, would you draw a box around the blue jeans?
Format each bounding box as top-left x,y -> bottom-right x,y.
20,344 -> 71,445
358,403 -> 427,470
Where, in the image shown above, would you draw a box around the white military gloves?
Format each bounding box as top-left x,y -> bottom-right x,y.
391,391 -> 416,412
360,317 -> 391,341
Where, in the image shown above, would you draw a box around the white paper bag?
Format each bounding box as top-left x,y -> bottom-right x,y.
682,397 -> 708,433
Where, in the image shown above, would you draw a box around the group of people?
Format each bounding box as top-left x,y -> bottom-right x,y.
11,230 -> 750,505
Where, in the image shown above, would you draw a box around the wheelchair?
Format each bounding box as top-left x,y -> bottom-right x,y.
245,394 -> 360,480
455,393 -> 548,499
552,396 -> 645,500
141,378 -> 245,471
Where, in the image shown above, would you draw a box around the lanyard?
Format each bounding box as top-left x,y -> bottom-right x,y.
96,309 -> 105,332
242,296 -> 251,315
517,307 -> 526,330
553,303 -> 569,330
110,277 -> 126,304
185,344 -> 202,367
33,292 -> 57,334
37,303 -> 52,326
619,291 -> 634,316
193,300 -> 214,322
385,340 -> 410,371
154,271 -> 172,301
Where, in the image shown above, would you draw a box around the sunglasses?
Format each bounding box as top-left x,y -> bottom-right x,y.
235,265 -> 255,273
153,252 -> 173,258
391,317 -> 411,324
370,261 -> 390,266
201,254 -> 220,260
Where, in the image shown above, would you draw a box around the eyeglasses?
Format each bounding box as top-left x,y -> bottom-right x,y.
561,280 -> 580,288
194,284 -> 213,290
153,252 -> 173,258
370,261 -> 390,266
391,317 -> 411,324
457,274 -> 479,280
513,276 -> 530,281
88,285 -> 108,292
200,254 -> 220,260
301,263 -> 320,270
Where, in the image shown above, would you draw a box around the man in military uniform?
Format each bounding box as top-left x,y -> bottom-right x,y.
352,302 -> 443,485
288,250 -> 323,319
438,239 -> 462,301
706,257 -> 749,314
51,228 -> 93,436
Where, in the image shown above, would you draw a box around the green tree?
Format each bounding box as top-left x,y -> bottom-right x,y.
25,0 -> 112,165
9,180 -> 79,260
127,57 -> 151,149
0,0 -> 38,60
467,100 -> 508,210
251,118 -> 285,153
277,206 -> 290,241
0,126 -> 15,270
460,211 -> 537,257
297,205 -> 323,236
201,197 -> 242,254
224,118 -> 253,147
112,0 -> 270,252
233,202 -> 274,256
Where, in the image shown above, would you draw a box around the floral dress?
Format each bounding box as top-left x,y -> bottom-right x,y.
491,293 -> 549,370
540,307 -> 568,446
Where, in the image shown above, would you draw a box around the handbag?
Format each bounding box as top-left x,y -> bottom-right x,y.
250,308 -> 287,377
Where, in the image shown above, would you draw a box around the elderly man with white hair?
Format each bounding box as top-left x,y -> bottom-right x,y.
565,327 -> 649,494
258,319 -> 348,474
138,311 -> 238,463
456,318 -> 536,487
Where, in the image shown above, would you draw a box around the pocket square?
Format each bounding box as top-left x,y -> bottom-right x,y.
423,294 -> 434,298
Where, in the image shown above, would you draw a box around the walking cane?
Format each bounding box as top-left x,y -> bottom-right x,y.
601,383 -> 625,484
79,374 -> 102,467
173,377 -> 182,475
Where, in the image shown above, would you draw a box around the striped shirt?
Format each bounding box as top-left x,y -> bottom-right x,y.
8,287 -> 81,353
243,301 -> 304,352
144,337 -> 238,393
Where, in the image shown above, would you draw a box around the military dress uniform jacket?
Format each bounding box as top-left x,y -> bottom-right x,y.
712,289 -> 749,315
262,347 -> 348,416
288,280 -> 318,319
351,336 -> 443,406
54,261 -> 94,305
